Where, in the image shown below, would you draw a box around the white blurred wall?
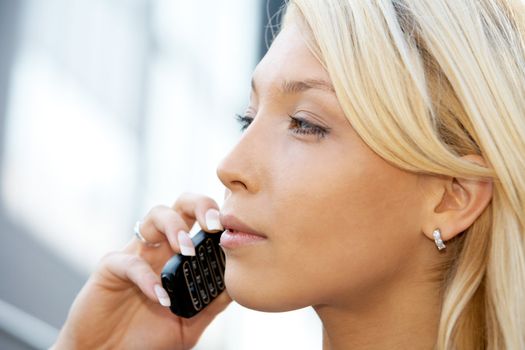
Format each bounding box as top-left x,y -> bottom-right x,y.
0,0 -> 322,348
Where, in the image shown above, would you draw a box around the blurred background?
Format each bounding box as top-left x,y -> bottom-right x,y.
0,0 -> 322,349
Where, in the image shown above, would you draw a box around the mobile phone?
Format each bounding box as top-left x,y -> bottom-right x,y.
160,229 -> 226,318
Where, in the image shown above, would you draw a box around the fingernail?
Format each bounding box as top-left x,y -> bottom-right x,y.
177,230 -> 195,256
154,284 -> 171,307
205,209 -> 223,231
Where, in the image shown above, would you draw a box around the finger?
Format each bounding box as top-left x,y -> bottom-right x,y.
172,192 -> 224,233
139,205 -> 192,252
99,252 -> 171,307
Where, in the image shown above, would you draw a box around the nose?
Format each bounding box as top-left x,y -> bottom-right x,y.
216,128 -> 263,194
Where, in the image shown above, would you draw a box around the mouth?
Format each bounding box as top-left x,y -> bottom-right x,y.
219,214 -> 267,249
219,214 -> 267,238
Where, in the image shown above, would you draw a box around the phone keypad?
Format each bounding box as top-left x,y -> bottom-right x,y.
161,230 -> 226,318
191,256 -> 210,305
206,238 -> 225,290
182,261 -> 202,311
199,243 -> 217,297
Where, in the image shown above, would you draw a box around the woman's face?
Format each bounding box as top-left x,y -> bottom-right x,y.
216,22 -> 431,312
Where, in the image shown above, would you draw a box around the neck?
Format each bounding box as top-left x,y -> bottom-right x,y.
315,275 -> 442,350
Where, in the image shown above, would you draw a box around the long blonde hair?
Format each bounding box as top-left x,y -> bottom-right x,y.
280,0 -> 525,348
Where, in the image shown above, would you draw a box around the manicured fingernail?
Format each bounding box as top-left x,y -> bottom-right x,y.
205,209 -> 223,231
177,230 -> 195,256
154,284 -> 171,307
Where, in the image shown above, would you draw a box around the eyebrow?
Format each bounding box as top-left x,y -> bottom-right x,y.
251,77 -> 335,95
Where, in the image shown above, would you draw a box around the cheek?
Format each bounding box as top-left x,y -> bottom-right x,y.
224,148 -> 424,311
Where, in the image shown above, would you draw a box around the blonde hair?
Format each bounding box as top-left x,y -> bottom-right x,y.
280,0 -> 525,349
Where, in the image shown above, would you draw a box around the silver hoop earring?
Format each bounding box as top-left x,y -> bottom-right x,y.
433,228 -> 446,251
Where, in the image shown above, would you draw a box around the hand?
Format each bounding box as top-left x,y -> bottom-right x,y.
52,193 -> 231,350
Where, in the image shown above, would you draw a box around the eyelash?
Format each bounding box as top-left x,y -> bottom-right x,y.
234,114 -> 329,139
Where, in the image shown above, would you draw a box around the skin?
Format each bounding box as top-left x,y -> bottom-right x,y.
53,19 -> 493,350
216,22 -> 493,350
52,195 -> 232,350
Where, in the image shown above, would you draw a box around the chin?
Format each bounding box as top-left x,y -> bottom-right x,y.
223,264 -> 312,312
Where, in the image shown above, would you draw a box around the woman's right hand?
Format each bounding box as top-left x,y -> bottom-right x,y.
52,193 -> 232,350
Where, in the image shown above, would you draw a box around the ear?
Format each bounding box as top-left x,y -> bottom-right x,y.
422,154 -> 493,242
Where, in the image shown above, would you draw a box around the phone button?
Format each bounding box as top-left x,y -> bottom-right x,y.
207,240 -> 225,291
183,261 -> 202,311
198,243 -> 217,297
190,256 -> 210,305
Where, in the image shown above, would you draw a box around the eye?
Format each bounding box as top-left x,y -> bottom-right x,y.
235,114 -> 253,132
288,115 -> 329,139
234,113 -> 330,140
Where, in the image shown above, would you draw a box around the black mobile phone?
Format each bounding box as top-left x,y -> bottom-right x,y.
160,229 -> 226,318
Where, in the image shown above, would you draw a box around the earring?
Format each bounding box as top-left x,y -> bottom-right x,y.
433,228 -> 446,251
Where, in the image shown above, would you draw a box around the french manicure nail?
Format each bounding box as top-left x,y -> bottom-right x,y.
154,284 -> 171,307
177,230 -> 195,256
205,209 -> 223,231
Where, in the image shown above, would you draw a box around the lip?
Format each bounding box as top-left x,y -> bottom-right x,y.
219,214 -> 267,238
219,214 -> 267,249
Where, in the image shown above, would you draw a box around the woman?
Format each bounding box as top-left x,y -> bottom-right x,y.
52,0 -> 525,349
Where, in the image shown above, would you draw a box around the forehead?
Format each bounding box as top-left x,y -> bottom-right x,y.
251,23 -> 331,93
